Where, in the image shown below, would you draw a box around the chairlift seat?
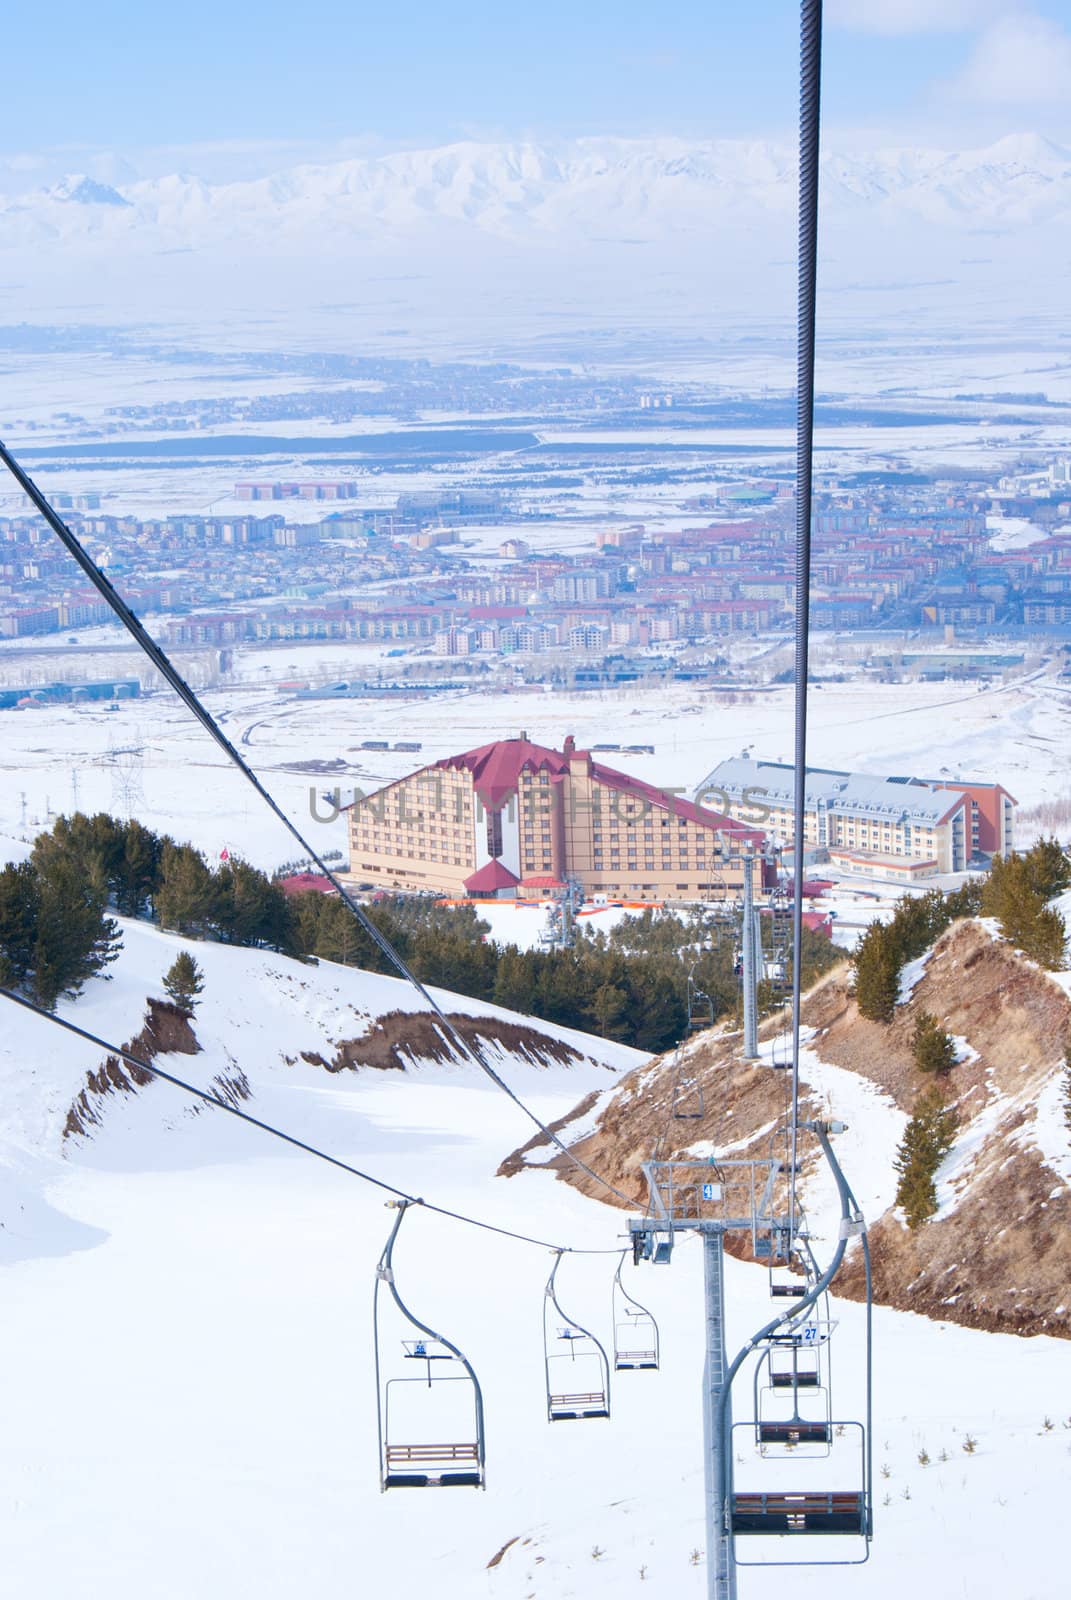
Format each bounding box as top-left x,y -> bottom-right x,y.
757,1421 -> 832,1444
731,1491 -> 866,1535
614,1349 -> 658,1370
770,1371 -> 820,1388
384,1442 -> 483,1488
548,1390 -> 609,1419
771,1284 -> 807,1298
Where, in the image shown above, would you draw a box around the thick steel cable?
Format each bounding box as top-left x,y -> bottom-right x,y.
788,0 -> 823,1244
0,984 -> 624,1256
0,437 -> 633,1208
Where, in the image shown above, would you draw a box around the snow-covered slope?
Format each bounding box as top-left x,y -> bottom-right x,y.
0,916 -> 642,1263
1,919 -> 1070,1597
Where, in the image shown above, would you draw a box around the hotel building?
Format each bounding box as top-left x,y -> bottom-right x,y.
345,734 -> 767,901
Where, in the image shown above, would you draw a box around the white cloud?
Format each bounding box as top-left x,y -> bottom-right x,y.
827,0 -> 1009,34
951,11 -> 1071,103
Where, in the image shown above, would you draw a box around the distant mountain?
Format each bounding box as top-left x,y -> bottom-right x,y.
3,133 -> 1068,335
6,134 -> 1071,243
47,174 -> 132,207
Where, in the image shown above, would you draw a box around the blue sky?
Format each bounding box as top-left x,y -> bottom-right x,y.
3,1 -> 1071,181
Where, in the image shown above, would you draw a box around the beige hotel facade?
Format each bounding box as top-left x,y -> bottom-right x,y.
345,734 -> 768,902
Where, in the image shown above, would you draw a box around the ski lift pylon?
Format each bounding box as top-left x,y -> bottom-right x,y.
373,1201 -> 486,1490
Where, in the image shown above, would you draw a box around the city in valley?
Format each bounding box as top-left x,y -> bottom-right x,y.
3,330 -> 1069,921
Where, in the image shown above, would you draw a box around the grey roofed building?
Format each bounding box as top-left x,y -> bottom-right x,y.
697,757 -> 963,827
695,756 -> 980,877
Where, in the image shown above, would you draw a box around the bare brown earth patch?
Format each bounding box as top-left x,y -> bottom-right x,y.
329,1010 -> 584,1074
64,998 -> 199,1138
548,920 -> 1071,1339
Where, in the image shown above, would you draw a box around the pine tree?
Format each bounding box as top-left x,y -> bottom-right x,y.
982,853 -> 1067,969
894,1083 -> 959,1229
589,981 -> 630,1040
853,923 -> 900,1023
911,1010 -> 956,1075
163,951 -> 205,1015
0,861 -> 40,988
29,852 -> 121,1008
114,819 -> 163,917
156,844 -> 218,936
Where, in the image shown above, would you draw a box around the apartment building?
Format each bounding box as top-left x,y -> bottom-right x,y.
699,756 -> 1015,879
345,734 -> 767,901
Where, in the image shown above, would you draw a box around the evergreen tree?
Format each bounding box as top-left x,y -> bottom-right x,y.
30,852 -> 121,1008
853,923 -> 900,1023
1021,836 -> 1071,901
156,844 -> 218,936
114,819 -> 164,917
163,951 -> 205,1015
894,1083 -> 959,1229
214,858 -> 292,949
911,1010 -> 956,1075
0,861 -> 40,988
589,981 -> 630,1040
982,853 -> 1067,969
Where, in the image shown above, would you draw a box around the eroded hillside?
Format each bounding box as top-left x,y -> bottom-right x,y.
519,918 -> 1071,1338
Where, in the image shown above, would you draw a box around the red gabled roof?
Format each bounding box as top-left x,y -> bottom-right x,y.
278,873 -> 337,896
588,760 -> 764,847
463,859 -> 520,893
521,874 -> 566,888
435,737 -> 571,806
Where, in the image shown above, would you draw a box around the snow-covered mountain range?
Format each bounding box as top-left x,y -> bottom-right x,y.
7,132 -> 1071,244
2,132 -> 1067,342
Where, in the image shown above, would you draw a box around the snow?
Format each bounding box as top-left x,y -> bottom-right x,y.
791,1035 -> 909,1234
1,665 -> 1065,888
5,134 -> 1071,342
897,950 -> 933,1004
1,922 -> 1070,1595
1023,1072 -> 1071,1187
934,1070 -> 1016,1222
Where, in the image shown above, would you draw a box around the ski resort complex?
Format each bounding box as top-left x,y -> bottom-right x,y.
345,734 -> 768,900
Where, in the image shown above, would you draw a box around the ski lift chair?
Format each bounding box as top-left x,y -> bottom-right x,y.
611,1253 -> 660,1371
374,1203 -> 486,1490
730,1421 -> 871,1562
544,1253 -> 611,1420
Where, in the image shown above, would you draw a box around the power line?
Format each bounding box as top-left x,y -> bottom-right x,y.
0,437 -> 633,1209
0,984 -> 624,1257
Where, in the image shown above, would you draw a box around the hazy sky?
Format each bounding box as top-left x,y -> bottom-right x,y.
3,0 -> 1071,184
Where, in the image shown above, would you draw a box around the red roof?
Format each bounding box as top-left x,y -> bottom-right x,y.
436,736 -> 571,806
433,735 -> 764,847
278,873 -> 337,896
463,859 -> 520,893
521,875 -> 566,888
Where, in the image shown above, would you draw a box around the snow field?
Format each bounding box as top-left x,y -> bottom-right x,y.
0,923 -> 1068,1597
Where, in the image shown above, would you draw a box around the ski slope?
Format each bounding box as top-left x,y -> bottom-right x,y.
0,926 -> 1066,1599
